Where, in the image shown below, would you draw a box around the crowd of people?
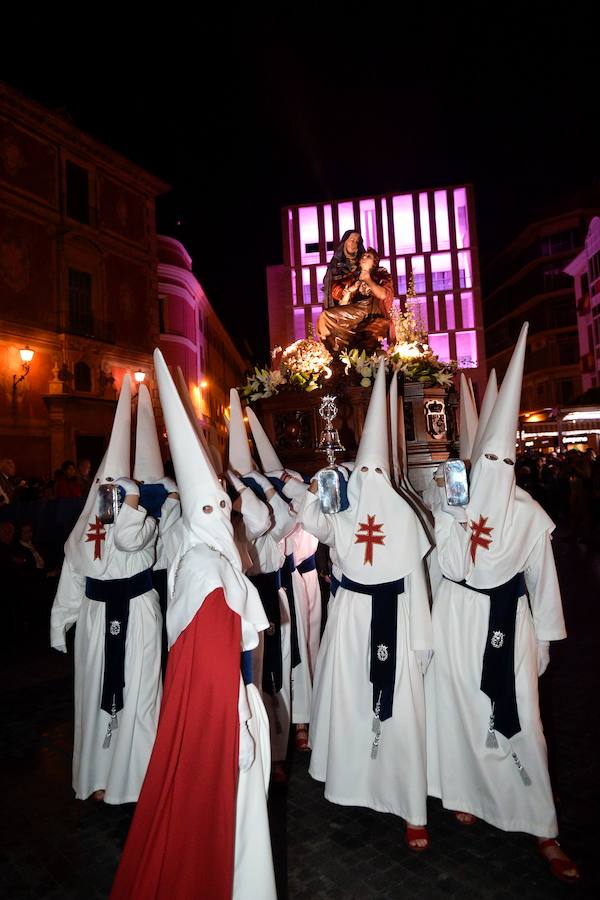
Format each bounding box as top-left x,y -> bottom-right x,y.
0,319 -> 586,894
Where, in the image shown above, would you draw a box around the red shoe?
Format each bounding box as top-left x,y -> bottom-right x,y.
537,839 -> 580,884
405,825 -> 429,852
453,811 -> 477,826
295,726 -> 310,752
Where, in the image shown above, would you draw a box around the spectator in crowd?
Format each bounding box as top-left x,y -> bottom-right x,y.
0,459 -> 18,505
77,459 -> 92,495
55,460 -> 82,499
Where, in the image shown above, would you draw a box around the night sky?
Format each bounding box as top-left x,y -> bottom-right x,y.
2,7 -> 596,361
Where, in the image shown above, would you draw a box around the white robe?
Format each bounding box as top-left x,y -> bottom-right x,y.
301,490 -> 432,824
426,506 -> 566,836
51,503 -> 162,804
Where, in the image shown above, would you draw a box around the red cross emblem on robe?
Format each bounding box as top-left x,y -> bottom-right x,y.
86,516 -> 107,560
469,515 -> 493,562
355,514 -> 385,565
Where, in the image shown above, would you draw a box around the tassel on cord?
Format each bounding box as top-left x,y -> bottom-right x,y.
485,705 -> 499,749
102,696 -> 118,750
371,691 -> 382,760
511,751 -> 532,786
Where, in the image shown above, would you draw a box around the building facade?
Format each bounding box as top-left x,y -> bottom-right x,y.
267,185 -> 487,396
564,216 -> 600,394
157,236 -> 248,457
0,82 -> 169,476
484,206 -> 600,413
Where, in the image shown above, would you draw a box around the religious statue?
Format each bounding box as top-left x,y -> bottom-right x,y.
317,242 -> 394,353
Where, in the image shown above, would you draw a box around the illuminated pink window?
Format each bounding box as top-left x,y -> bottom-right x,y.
288,209 -> 295,266
453,188 -> 470,249
293,309 -> 306,341
323,205 -> 334,261
291,270 -> 297,306
337,202 -> 356,239
429,332 -> 450,362
316,265 -> 327,302
411,255 -> 426,294
434,190 -> 451,250
360,199 -> 377,250
458,251 -> 473,288
433,297 -> 440,331
445,294 -> 456,329
461,292 -> 475,328
396,257 -> 407,294
299,206 -> 320,265
393,195 -> 416,254
456,330 -> 478,368
431,252 -> 453,290
302,267 -> 312,305
311,306 -> 323,334
380,199 -> 390,257
419,193 -> 431,252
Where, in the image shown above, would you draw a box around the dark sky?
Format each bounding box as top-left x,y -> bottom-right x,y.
2,7 -> 597,360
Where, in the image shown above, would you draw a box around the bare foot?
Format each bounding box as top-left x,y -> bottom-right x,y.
454,811 -> 477,825
91,790 -> 105,802
537,838 -> 580,883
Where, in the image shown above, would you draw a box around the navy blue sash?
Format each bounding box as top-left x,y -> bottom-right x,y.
249,571 -> 283,695
280,554 -> 301,669
445,572 -> 526,739
297,554 -> 317,575
340,574 -> 405,722
85,568 -> 153,715
330,573 -> 340,597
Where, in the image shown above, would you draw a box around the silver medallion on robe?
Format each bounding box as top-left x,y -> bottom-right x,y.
109,620 -> 121,636
376,643 -> 389,662
491,630 -> 504,649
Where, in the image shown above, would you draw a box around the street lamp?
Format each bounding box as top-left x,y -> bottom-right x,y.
13,346 -> 35,395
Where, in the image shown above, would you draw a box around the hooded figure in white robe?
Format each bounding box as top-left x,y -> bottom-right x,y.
111,350 -> 276,900
299,359 -> 433,831
50,376 -> 163,804
427,324 -> 568,839
228,389 -> 311,763
247,407 -> 322,681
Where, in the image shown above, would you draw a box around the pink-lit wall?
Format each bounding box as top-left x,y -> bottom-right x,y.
268,185 -> 486,394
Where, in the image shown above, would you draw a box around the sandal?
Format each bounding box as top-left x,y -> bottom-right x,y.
453,811 -> 477,826
295,726 -> 310,752
537,838 -> 580,884
405,825 -> 429,853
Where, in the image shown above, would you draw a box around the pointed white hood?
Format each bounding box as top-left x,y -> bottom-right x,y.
64,375 -> 132,574
470,369 -> 498,465
173,367 -> 223,475
466,324 -> 553,587
228,388 -> 256,475
154,349 -> 267,647
459,372 -> 479,460
133,383 -> 164,482
247,407 -> 283,474
354,357 -> 390,474
341,358 -> 430,582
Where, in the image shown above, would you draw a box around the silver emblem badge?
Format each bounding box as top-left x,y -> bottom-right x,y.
109,620 -> 121,636
491,630 -> 504,649
377,644 -> 389,662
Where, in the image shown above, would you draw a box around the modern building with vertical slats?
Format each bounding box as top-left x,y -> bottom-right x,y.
267,185 -> 486,397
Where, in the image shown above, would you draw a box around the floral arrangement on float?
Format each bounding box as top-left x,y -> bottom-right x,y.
239,309 -> 456,402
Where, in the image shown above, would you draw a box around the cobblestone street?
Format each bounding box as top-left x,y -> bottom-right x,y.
1,531 -> 598,899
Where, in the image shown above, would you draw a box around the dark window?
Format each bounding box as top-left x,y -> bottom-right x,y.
159,296 -> 168,333
74,361 -> 92,392
68,268 -> 92,333
305,241 -> 334,253
66,161 -> 90,223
